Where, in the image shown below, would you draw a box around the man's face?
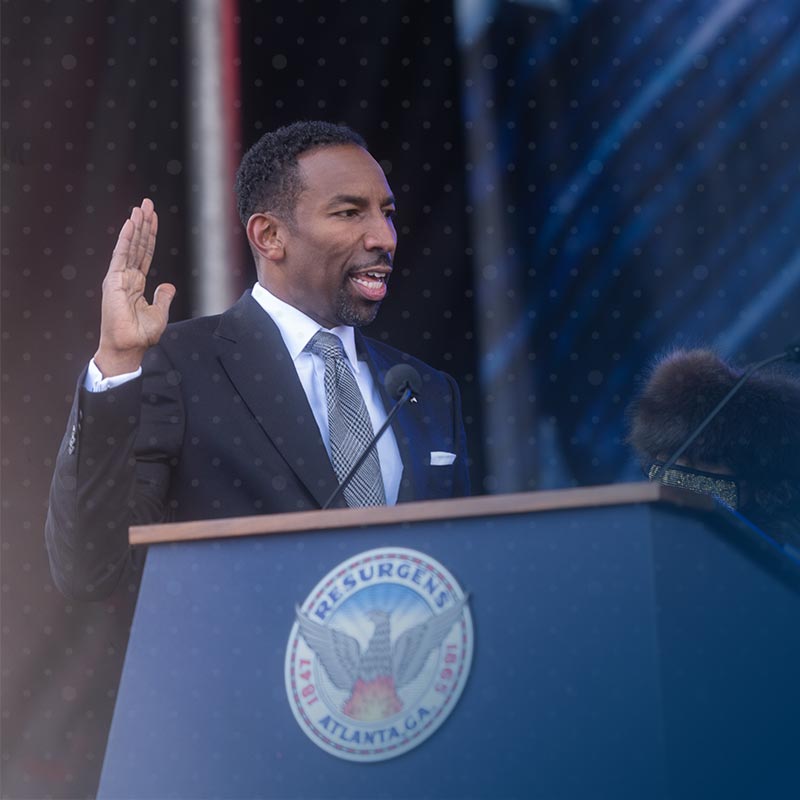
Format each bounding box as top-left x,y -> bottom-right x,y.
274,144 -> 397,328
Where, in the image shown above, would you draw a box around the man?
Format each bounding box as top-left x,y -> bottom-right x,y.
46,121 -> 470,601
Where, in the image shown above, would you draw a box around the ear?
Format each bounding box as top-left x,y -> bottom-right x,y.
246,212 -> 286,263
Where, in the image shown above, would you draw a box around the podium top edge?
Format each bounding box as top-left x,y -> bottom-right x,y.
129,482 -> 715,546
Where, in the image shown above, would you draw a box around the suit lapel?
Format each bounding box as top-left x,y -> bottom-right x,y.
214,293 -> 342,508
357,335 -> 424,503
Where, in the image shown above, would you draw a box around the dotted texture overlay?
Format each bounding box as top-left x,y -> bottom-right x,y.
465,2 -> 800,486
2,2 -> 187,797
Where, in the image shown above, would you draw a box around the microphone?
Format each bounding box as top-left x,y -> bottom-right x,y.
652,340 -> 800,482
321,365 -> 422,510
383,364 -> 422,403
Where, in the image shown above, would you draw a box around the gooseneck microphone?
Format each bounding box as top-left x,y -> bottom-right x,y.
652,339 -> 800,481
321,364 -> 422,510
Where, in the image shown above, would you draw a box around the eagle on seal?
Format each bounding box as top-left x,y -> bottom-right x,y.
295,598 -> 467,722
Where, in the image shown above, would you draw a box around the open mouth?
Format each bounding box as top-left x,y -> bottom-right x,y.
349,268 -> 390,302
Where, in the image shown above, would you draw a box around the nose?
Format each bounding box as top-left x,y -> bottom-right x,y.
363,212 -> 397,255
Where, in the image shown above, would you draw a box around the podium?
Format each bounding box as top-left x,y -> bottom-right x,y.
98,484 -> 800,799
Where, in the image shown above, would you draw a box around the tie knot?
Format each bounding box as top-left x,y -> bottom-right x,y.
306,330 -> 346,362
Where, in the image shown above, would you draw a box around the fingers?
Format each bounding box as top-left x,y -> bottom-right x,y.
108,218 -> 134,273
136,200 -> 153,268
127,204 -> 144,269
140,201 -> 158,278
107,199 -> 159,286
153,283 -> 176,318
135,198 -> 154,271
116,198 -> 155,269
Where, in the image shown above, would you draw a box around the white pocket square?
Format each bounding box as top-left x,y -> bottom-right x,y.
430,451 -> 456,466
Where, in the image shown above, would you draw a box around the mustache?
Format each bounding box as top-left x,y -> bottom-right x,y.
358,252 -> 393,269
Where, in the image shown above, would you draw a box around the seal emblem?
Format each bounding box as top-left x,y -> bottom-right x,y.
285,547 -> 473,762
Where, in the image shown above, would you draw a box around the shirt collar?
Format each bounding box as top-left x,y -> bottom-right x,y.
250,282 -> 361,372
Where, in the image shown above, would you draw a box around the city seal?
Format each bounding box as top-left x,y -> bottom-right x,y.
285,547 -> 473,762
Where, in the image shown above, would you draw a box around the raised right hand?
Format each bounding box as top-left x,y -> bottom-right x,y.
93,198 -> 176,377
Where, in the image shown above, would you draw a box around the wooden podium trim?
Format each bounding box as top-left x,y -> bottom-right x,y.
129,481 -> 714,546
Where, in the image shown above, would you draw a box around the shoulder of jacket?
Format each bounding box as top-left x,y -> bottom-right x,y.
360,334 -> 452,384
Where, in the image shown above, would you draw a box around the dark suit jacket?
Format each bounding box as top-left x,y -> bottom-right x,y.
46,293 -> 470,600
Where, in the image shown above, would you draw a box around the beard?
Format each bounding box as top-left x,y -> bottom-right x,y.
336,286 -> 382,327
336,253 -> 392,326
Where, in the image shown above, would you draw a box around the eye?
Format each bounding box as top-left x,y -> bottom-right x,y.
384,208 -> 396,220
334,209 -> 360,218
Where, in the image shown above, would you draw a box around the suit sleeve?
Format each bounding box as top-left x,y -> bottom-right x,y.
45,346 -> 185,601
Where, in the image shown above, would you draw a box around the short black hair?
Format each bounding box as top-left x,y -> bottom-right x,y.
234,120 -> 367,226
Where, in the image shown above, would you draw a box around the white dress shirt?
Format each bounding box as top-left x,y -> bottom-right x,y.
86,283 -> 402,504
251,282 -> 401,504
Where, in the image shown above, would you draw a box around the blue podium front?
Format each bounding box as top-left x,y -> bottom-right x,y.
98,485 -> 800,799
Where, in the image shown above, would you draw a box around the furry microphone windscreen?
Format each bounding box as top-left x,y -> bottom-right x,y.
627,349 -> 800,482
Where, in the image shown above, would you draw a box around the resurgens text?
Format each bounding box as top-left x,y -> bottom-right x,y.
313,558 -> 450,621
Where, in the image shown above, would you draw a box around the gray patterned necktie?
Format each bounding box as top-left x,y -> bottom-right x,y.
306,331 -> 386,507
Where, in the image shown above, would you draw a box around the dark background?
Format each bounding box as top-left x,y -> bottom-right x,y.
3,0 -> 800,797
